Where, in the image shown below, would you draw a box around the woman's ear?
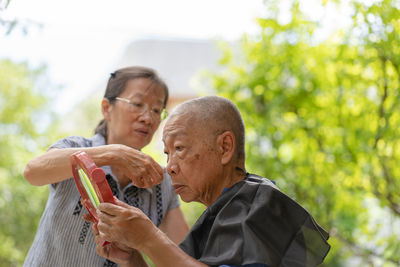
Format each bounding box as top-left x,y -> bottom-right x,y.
101,98 -> 112,121
216,131 -> 235,165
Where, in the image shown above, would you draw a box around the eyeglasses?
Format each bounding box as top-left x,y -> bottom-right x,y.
115,97 -> 168,120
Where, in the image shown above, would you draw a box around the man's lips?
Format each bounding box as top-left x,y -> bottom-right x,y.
173,184 -> 185,194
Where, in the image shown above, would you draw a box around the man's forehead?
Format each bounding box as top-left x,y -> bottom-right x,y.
163,115 -> 190,139
163,128 -> 186,139
165,112 -> 192,127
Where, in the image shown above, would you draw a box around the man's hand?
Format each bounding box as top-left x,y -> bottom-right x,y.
96,198 -> 207,267
97,197 -> 160,251
94,224 -> 133,264
92,222 -> 148,267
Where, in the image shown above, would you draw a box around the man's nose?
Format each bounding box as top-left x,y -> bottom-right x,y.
166,160 -> 179,176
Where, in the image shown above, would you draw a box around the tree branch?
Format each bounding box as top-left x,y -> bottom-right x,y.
333,232 -> 400,265
378,156 -> 400,215
373,56 -> 388,149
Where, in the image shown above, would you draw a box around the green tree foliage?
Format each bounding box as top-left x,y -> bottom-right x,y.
0,59 -> 53,267
210,0 -> 400,265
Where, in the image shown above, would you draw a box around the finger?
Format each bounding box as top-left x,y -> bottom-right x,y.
130,174 -> 144,188
118,147 -> 161,183
83,213 -> 96,223
94,232 -> 103,246
145,160 -> 163,185
97,211 -> 115,226
95,237 -> 109,257
112,198 -> 143,216
154,161 -> 164,177
113,197 -> 127,206
97,221 -> 114,242
124,163 -> 145,187
142,155 -> 163,176
139,176 -> 152,189
98,231 -> 113,244
113,197 -> 134,209
121,163 -> 156,188
92,223 -> 99,235
129,155 -> 162,186
133,167 -> 159,188
98,202 -> 124,216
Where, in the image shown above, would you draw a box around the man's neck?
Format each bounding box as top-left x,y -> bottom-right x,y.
223,166 -> 246,189
204,166 -> 246,207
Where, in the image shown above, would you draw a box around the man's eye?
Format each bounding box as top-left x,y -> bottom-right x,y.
152,108 -> 161,114
176,146 -> 183,151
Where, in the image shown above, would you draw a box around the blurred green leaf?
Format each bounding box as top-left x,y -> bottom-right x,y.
209,0 -> 400,265
0,59 -> 55,266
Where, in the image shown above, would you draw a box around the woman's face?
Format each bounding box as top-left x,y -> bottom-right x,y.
103,78 -> 165,150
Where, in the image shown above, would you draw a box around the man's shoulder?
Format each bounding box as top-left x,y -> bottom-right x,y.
221,173 -> 279,202
181,173 -> 330,266
243,173 -> 278,189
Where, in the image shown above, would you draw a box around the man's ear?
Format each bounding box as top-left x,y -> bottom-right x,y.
217,131 -> 235,165
101,98 -> 112,121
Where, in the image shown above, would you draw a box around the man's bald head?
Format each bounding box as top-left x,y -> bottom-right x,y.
167,96 -> 246,165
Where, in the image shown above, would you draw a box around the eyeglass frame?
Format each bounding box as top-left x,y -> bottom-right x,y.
114,97 -> 168,120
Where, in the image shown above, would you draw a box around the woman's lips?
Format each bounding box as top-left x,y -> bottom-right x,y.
135,128 -> 149,137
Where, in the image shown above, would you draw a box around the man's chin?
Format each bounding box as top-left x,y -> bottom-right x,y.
179,193 -> 197,203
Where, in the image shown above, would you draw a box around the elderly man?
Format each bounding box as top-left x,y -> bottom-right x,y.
94,96 -> 330,267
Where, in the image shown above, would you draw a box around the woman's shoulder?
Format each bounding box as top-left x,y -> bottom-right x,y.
159,171 -> 173,187
49,134 -> 105,150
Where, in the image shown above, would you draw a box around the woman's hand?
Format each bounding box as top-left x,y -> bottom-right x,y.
97,197 -> 160,251
107,144 -> 164,188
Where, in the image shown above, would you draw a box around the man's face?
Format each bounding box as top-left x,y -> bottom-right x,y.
163,114 -> 222,205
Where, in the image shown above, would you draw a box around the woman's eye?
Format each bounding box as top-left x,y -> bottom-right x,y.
152,108 -> 161,114
176,146 -> 183,151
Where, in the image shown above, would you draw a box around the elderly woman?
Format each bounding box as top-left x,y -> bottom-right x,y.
23,66 -> 189,267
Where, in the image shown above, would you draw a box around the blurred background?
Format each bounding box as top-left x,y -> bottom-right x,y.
1,0 -> 400,266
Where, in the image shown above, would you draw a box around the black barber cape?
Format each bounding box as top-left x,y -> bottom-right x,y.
179,174 -> 330,267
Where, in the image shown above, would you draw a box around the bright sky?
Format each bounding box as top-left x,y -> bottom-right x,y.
1,0 -> 266,114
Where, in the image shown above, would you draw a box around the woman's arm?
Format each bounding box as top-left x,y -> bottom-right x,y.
24,144 -> 163,187
158,207 -> 189,245
24,147 -> 112,186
